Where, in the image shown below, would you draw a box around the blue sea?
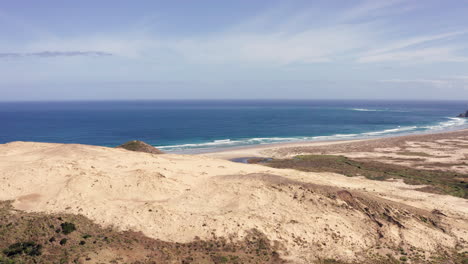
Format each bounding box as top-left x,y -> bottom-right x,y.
1,100 -> 467,153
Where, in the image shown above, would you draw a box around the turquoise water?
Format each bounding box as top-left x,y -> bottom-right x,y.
1,100 -> 467,152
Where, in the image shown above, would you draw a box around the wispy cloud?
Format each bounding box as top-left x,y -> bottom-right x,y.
359,46 -> 468,63
339,0 -> 411,22
1,1 -> 468,66
12,2 -> 384,64
380,79 -> 449,85
0,51 -> 112,58
167,24 -> 371,65
380,77 -> 468,90
357,30 -> 468,63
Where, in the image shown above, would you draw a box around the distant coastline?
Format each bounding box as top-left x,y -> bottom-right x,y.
163,117 -> 468,154
1,100 -> 467,152
201,127 -> 468,161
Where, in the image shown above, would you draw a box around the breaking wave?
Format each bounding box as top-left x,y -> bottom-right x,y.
350,108 -> 408,112
157,117 -> 467,152
351,108 -> 385,112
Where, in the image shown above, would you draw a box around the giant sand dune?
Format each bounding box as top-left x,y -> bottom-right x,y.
0,139 -> 467,263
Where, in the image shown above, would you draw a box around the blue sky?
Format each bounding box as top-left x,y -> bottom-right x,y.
1,0 -> 468,100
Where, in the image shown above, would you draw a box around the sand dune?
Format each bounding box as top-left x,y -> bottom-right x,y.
0,141 -> 467,263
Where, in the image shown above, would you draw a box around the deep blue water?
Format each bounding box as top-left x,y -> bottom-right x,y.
1,100 -> 467,152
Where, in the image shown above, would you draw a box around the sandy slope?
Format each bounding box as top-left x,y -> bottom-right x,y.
0,141 -> 467,263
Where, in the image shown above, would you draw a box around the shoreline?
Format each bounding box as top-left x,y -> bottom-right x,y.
199,127 -> 468,159
1,123 -> 467,263
157,115 -> 468,155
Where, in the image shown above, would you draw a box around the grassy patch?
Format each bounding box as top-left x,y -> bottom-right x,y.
266,155 -> 468,198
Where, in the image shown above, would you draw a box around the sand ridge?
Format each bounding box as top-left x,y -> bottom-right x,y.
0,140 -> 467,263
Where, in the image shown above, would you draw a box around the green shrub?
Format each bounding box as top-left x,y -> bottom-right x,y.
59,238 -> 67,245
3,241 -> 42,257
60,222 -> 76,235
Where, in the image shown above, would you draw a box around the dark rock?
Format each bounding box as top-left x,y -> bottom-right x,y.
457,110 -> 468,117
116,140 -> 163,154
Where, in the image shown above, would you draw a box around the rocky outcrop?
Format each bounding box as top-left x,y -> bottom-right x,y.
116,140 -> 163,154
457,110 -> 468,117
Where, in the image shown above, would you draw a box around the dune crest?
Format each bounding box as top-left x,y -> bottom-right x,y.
0,141 -> 466,263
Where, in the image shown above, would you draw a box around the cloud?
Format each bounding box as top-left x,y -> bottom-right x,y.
1,1 -> 468,66
358,46 -> 468,63
167,25 -> 372,65
357,30 -> 468,63
160,0 -> 412,65
449,75 -> 468,80
339,0 -> 410,22
0,51 -> 112,58
0,1 -> 398,64
380,77 -> 468,89
380,79 -> 448,85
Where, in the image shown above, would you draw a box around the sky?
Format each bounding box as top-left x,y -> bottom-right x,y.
1,0 -> 468,101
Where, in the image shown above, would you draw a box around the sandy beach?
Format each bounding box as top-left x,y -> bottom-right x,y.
203,129 -> 468,173
0,129 -> 467,263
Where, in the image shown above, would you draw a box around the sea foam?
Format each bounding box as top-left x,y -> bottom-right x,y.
350,108 -> 408,112
157,117 -> 468,152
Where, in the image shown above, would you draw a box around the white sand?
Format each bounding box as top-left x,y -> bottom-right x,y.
0,141 -> 467,263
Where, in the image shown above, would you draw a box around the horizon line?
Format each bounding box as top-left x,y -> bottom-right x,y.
0,98 -> 468,103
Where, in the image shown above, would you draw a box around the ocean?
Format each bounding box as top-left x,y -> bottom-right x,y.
1,100 -> 467,153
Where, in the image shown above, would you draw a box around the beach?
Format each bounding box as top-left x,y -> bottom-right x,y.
0,128 -> 467,263
203,128 -> 468,173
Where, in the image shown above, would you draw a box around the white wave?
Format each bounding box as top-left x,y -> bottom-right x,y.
329,133 -> 360,137
246,137 -> 301,143
157,139 -> 241,149
362,126 -> 418,136
158,137 -> 302,150
351,108 -> 383,112
157,117 -> 468,151
423,117 -> 467,131
350,108 -> 408,112
307,127 -> 417,140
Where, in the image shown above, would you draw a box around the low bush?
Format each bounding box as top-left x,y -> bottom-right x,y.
3,241 -> 42,257
60,222 -> 76,235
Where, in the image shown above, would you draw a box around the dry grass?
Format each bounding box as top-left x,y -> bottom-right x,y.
262,155 -> 468,198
